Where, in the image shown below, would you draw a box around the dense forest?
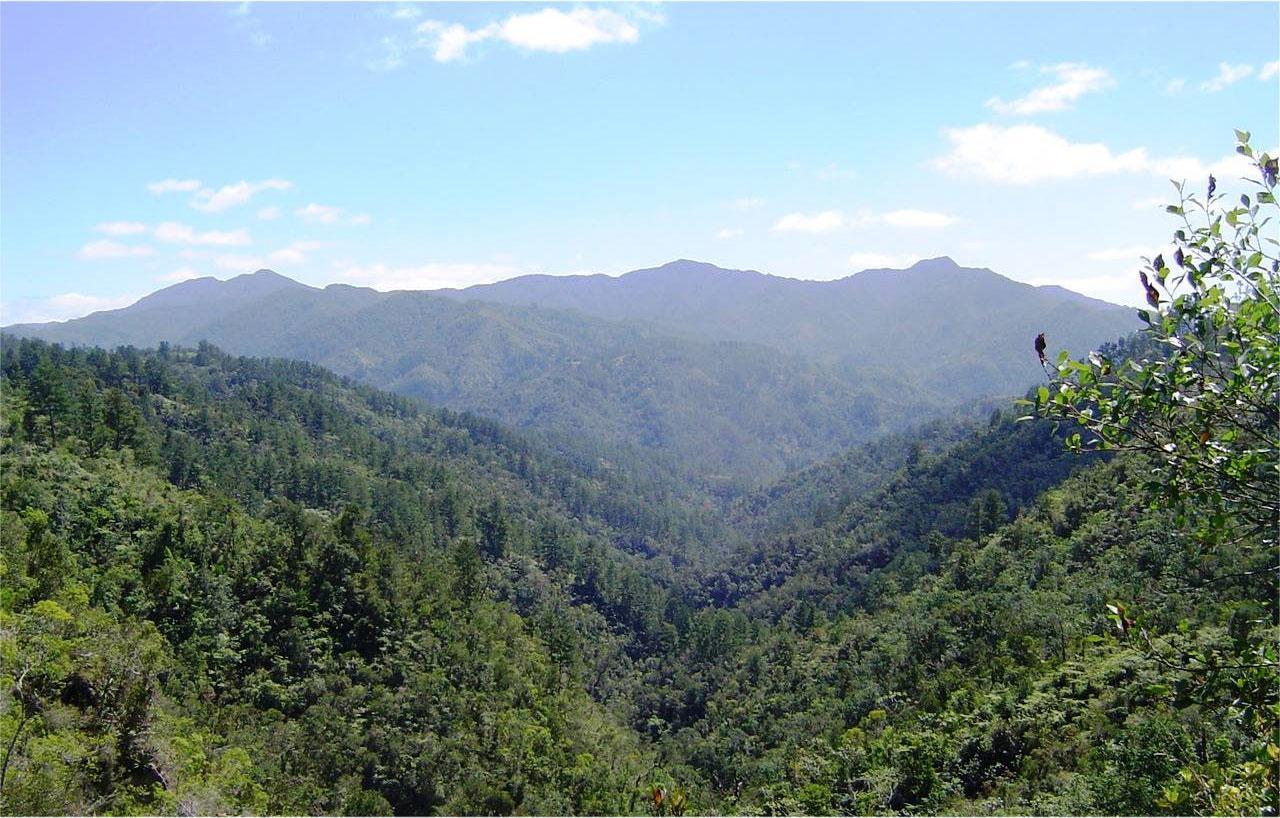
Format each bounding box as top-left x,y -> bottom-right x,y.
4,257 -> 1136,487
2,334 -> 1272,814
1,141 -> 1276,816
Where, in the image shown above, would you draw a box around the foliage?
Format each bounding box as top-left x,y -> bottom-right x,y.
1031,132 -> 1279,814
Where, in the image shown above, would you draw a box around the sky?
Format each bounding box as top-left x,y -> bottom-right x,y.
1,1 -> 1278,323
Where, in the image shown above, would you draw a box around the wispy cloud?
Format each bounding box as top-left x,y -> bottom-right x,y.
257,206 -> 280,220
932,123 -> 1251,184
159,267 -> 204,283
730,196 -> 765,210
212,254 -> 266,272
231,2 -> 272,48
192,179 -> 293,213
154,222 -> 252,246
848,252 -> 916,269
268,241 -> 326,265
334,261 -> 525,290
715,228 -> 744,240
1200,62 -> 1253,92
147,178 -> 201,194
96,221 -> 148,236
296,203 -> 343,223
2,292 -> 139,324
370,36 -> 406,71
1164,78 -> 1186,95
414,6 -> 656,63
772,208 -> 958,233
78,240 -> 153,260
986,62 -> 1113,114
1260,61 -> 1279,81
390,3 -> 420,20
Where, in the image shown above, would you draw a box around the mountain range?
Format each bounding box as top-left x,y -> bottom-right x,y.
4,257 -> 1137,484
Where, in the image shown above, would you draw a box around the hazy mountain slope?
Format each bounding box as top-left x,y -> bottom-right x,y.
4,273 -> 922,482
450,257 -> 1138,398
203,290 -> 918,480
3,259 -> 1136,482
4,269 -> 312,348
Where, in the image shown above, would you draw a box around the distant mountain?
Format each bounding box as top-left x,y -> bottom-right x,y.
447,257 -> 1138,398
3,259 -> 1137,482
5,272 -> 918,482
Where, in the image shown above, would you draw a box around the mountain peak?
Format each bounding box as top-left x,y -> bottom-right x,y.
909,256 -> 960,269
629,259 -> 768,280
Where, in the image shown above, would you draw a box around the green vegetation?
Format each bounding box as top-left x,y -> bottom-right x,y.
4,257 -> 1137,489
1,136 -> 1274,815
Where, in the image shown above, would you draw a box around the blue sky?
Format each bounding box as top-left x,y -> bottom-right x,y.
2,1 -> 1277,322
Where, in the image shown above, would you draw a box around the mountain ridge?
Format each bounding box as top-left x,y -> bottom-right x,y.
3,258 -> 1139,484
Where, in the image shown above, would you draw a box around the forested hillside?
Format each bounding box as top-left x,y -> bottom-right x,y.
3,258 -> 1135,486
0,338 -> 700,814
447,257 -> 1137,398
3,336 -> 1273,815
3,138 -> 1275,818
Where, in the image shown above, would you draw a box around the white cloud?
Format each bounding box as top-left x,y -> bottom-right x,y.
213,254 -> 266,272
415,6 -> 650,63
499,7 -> 640,52
159,267 -> 204,283
334,261 -> 524,290
257,206 -> 280,220
1164,78 -> 1186,95
731,196 -> 765,209
715,228 -> 744,240
268,241 -> 325,265
416,20 -> 496,62
986,62 -> 1113,114
147,178 -> 201,194
349,213 -> 372,225
153,222 -> 252,246
1086,245 -> 1159,262
96,221 -> 148,236
296,203 -> 343,223
771,211 -> 845,233
932,123 -> 1248,184
2,292 -> 139,324
881,209 -> 958,228
1200,62 -> 1253,92
848,252 -> 915,269
191,179 -> 293,213
78,240 -> 153,260
390,3 -> 420,20
1260,61 -> 1279,81
771,208 -> 958,233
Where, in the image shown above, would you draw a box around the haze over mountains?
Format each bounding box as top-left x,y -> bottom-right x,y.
4,257 -> 1137,483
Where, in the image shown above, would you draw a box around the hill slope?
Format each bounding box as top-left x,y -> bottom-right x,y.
448,257 -> 1138,398
4,260 -> 1136,483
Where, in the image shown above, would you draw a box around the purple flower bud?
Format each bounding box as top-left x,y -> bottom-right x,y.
1207,175 -> 1216,198
1264,159 -> 1278,188
1152,254 -> 1164,272
1174,248 -> 1185,268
